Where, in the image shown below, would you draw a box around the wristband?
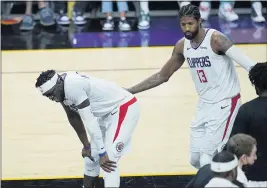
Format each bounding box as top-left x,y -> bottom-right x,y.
99,151 -> 106,157
84,144 -> 90,150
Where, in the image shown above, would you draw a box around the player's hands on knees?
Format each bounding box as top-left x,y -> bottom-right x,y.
99,152 -> 117,173
82,145 -> 95,162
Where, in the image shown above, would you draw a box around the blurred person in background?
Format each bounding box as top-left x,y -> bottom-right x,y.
185,133 -> 267,188
250,1 -> 265,23
137,1 -> 190,30
180,1 -> 239,22
20,0 -> 55,31
230,62 -> 267,181
54,1 -> 70,26
227,134 -> 267,187
205,151 -> 239,187
138,1 -> 150,30
55,1 -> 88,26
199,1 -> 265,23
102,0 -> 131,31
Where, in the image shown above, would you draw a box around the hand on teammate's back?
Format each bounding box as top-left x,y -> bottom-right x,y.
82,147 -> 95,162
99,153 -> 117,173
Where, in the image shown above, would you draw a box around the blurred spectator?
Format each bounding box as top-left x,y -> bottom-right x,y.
138,1 -> 150,30
199,1 -> 265,23
200,1 -> 239,22
54,1 -> 90,26
227,134 -> 267,187
251,1 -> 266,23
177,1 -> 191,8
20,0 -> 55,31
230,62 -> 267,181
54,1 -> 70,25
102,1 -> 131,31
137,1 -> 190,30
176,1 -> 239,22
72,1 -> 88,25
185,133 -> 267,188
205,151 -> 239,188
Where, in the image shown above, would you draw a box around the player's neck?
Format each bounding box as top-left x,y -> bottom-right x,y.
238,160 -> 243,169
192,28 -> 206,44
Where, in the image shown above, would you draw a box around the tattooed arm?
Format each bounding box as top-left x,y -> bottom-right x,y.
211,31 -> 255,71
127,39 -> 185,94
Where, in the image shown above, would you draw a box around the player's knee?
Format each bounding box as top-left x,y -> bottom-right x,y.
84,157 -> 100,177
200,153 -> 213,167
190,152 -> 200,169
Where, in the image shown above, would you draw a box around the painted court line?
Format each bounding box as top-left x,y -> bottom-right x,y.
2,172 -> 196,181
1,43 -> 266,53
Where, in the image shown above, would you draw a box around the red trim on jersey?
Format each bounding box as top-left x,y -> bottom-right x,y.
222,94 -> 241,141
113,97 -> 137,143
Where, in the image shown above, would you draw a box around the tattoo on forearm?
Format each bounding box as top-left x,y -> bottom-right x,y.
129,73 -> 165,94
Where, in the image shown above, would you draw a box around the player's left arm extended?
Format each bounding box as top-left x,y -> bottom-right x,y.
61,103 -> 90,148
212,31 -> 256,71
76,99 -> 106,156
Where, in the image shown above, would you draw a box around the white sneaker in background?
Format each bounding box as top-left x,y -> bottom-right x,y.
251,2 -> 266,23
199,2 -> 211,21
218,3 -> 239,22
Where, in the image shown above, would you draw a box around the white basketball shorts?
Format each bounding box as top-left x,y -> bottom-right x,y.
84,97 -> 140,177
190,94 -> 241,155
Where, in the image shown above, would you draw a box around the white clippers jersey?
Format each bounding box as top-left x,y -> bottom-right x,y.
183,28 -> 240,103
205,177 -> 239,187
62,71 -> 133,117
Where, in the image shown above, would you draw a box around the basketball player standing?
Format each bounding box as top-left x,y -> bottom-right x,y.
126,4 -> 256,169
35,70 -> 140,188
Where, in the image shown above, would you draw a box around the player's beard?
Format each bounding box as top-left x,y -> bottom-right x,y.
54,83 -> 65,102
184,28 -> 199,40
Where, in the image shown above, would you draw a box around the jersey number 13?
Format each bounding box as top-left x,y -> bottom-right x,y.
197,70 -> 208,83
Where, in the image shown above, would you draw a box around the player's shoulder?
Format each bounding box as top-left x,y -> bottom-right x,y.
64,72 -> 86,88
210,29 -> 230,44
174,37 -> 186,53
175,37 -> 185,47
242,97 -> 261,108
238,97 -> 259,115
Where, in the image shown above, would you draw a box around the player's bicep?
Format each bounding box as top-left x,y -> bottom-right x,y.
212,31 -> 233,54
68,85 -> 89,108
61,103 -> 77,118
76,98 -> 90,109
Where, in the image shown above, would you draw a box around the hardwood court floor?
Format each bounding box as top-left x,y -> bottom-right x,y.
2,44 -> 267,180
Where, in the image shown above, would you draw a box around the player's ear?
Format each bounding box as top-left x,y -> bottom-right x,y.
239,154 -> 247,164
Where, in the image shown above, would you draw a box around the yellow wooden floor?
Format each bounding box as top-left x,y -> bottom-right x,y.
2,44 -> 267,180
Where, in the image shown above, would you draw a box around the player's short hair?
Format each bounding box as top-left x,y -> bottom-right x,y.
249,62 -> 267,92
178,4 -> 201,20
227,134 -> 257,159
35,69 -> 56,88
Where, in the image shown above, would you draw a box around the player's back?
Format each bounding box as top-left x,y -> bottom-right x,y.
62,71 -> 133,117
183,28 -> 240,103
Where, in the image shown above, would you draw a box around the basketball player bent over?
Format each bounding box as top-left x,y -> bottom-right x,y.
126,4 -> 255,169
35,70 -> 140,188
